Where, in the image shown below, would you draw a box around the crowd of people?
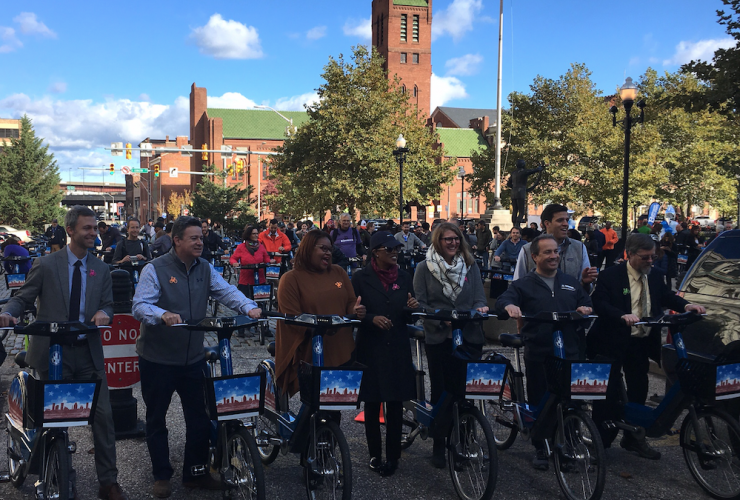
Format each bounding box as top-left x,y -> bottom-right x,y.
0,203 -> 731,497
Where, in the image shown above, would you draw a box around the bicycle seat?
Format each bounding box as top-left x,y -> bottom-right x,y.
267,341 -> 276,357
203,347 -> 219,362
499,333 -> 524,349
407,325 -> 425,340
14,350 -> 28,368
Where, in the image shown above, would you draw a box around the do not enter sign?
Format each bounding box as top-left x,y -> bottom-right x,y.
101,314 -> 141,389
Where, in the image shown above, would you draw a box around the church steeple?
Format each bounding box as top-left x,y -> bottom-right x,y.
371,0 -> 432,117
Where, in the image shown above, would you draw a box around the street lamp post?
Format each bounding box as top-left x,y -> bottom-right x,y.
393,134 -> 409,225
459,166 -> 466,217
253,105 -> 294,136
610,77 -> 645,242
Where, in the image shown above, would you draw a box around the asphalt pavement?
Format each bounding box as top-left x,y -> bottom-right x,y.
0,278 -> 721,500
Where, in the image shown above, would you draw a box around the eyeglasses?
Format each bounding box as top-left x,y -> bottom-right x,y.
317,245 -> 332,254
635,254 -> 659,261
378,246 -> 398,253
441,237 -> 460,244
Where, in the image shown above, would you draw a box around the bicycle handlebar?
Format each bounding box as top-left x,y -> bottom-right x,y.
1,321 -> 106,337
517,311 -> 597,323
633,312 -> 705,327
261,311 -> 360,328
405,307 -> 489,321
171,315 -> 262,331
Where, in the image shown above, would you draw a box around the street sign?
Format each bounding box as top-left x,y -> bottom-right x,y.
111,142 -> 123,156
140,143 -> 153,158
101,314 -> 141,388
121,165 -> 131,175
66,185 -> 76,191
169,167 -> 178,178
132,167 -> 149,173
183,208 -> 189,216
180,145 -> 193,157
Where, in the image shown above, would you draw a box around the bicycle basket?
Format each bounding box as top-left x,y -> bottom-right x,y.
676,359 -> 740,402
26,376 -> 102,428
298,361 -> 365,410
205,371 -> 266,421
446,356 -> 508,400
545,357 -> 611,401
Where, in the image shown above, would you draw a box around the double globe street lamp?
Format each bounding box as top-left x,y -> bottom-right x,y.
610,77 -> 646,242
393,134 -> 409,225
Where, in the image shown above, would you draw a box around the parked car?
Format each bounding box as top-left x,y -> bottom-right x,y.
716,217 -> 735,229
577,216 -> 599,233
0,225 -> 32,243
695,215 -> 716,230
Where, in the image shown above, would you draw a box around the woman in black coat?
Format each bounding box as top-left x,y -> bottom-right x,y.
351,231 -> 417,477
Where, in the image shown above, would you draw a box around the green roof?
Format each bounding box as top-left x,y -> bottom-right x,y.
436,127 -> 488,158
206,108 -> 311,140
393,0 -> 428,5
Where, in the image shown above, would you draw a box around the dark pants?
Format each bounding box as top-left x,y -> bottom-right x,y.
525,357 -> 549,451
599,249 -> 616,269
237,283 -> 253,300
592,336 -> 651,446
425,339 -> 483,443
364,401 -> 403,462
139,356 -> 210,482
39,344 -> 118,487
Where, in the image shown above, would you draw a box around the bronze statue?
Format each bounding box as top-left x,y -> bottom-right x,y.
507,160 -> 545,226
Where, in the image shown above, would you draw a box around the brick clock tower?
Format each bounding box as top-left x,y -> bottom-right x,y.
372,0 -> 432,117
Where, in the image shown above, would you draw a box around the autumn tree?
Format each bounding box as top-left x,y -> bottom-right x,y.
190,165 -> 255,229
268,45 -> 455,219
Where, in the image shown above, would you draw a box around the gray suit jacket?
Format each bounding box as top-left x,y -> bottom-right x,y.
413,261 -> 487,345
1,249 -> 114,371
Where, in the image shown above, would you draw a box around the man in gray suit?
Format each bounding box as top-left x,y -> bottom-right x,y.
0,205 -> 128,500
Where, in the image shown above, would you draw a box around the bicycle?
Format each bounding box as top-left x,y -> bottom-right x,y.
254,312 -> 362,500
401,308 -> 500,500
238,263 -> 275,345
175,315 -> 266,499
1,321 -> 105,500
484,311 -> 609,500
1,255 -> 33,295
604,312 -> 740,500
398,248 -> 425,276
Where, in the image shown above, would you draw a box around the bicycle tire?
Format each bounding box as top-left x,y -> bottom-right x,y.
254,412 -> 281,465
552,409 -> 606,500
448,406 -> 498,500
681,407 -> 740,500
305,420 -> 351,500
484,368 -> 519,450
44,437 -> 71,500
7,430 -> 27,488
224,426 -> 266,500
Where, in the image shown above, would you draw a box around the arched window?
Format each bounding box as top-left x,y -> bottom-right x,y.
402,85 -> 406,94
413,85 -> 418,97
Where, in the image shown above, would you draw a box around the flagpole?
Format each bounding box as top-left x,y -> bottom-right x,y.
492,0 -> 504,210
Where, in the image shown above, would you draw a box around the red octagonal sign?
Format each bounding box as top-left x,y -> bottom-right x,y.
101,314 -> 141,389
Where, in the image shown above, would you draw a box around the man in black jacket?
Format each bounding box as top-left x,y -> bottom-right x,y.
200,220 -> 227,261
496,234 -> 593,470
588,233 -> 705,459
45,218 -> 67,252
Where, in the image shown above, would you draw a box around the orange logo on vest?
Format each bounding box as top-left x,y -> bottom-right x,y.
170,276 -> 178,284
335,282 -> 342,288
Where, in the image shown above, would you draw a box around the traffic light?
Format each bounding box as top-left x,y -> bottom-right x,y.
109,163 -> 115,175
125,143 -> 132,160
236,160 -> 244,175
154,165 -> 160,177
202,144 -> 208,161
227,165 -> 234,177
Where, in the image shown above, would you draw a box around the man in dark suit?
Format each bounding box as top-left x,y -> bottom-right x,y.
0,205 -> 128,500
588,233 -> 705,460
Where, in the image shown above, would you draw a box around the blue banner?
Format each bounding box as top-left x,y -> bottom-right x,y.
647,202 -> 661,225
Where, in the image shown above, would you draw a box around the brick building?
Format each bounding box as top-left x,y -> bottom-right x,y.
0,118 -> 21,154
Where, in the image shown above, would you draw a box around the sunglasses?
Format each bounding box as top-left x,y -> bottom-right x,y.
378,246 -> 399,253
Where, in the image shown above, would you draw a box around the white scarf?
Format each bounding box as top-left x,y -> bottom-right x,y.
426,247 -> 468,302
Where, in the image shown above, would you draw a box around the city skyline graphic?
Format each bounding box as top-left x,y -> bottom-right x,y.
44,382 -> 97,420
466,363 -> 506,396
320,370 -> 362,404
716,363 -> 740,400
570,363 -> 610,399
214,375 -> 261,415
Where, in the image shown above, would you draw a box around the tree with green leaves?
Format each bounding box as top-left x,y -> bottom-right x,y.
267,45 -> 455,219
0,115 -> 63,230
190,164 -> 256,231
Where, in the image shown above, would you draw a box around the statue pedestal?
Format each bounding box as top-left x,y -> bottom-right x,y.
485,207 -> 513,231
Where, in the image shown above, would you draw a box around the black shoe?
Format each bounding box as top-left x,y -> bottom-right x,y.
532,448 -> 549,471
369,457 -> 382,474
620,435 -> 661,460
431,440 -> 446,469
379,460 -> 398,477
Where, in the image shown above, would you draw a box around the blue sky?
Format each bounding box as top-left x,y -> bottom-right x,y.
0,0 -> 733,183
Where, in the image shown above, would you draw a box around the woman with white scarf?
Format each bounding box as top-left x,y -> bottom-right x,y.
413,222 -> 488,469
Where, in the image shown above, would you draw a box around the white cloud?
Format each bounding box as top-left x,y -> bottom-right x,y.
190,14 -> 263,60
306,26 -> 327,41
14,12 -> 56,38
445,53 -> 483,76
0,27 -> 22,53
207,92 -> 258,109
274,92 -> 319,111
48,81 -> 67,94
343,18 -> 371,40
431,73 -> 468,110
138,93 -> 150,102
663,37 -> 735,66
433,0 -> 482,42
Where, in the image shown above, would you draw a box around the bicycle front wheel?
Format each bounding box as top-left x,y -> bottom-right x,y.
448,406 -> 498,500
44,437 -> 71,500
254,412 -> 281,465
224,427 -> 265,500
553,409 -> 606,500
681,407 -> 740,499
7,430 -> 27,488
484,370 -> 519,450
305,420 -> 351,500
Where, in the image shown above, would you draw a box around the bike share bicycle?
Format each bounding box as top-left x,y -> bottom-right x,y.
1,255 -> 34,296
602,312 -> 740,500
254,312 -> 363,500
173,315 -> 267,499
238,263 -> 276,345
485,311 -> 609,500
401,308 -> 501,500
398,249 -> 424,276
1,321 -> 105,500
